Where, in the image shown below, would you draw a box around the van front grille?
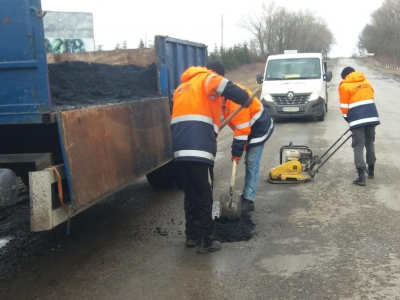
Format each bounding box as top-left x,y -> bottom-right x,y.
272,93 -> 311,105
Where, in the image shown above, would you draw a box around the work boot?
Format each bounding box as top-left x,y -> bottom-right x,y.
241,197 -> 255,212
367,164 -> 374,179
197,236 -> 221,254
353,168 -> 366,186
184,237 -> 199,247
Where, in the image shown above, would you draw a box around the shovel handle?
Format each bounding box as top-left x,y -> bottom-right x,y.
220,106 -> 242,132
219,87 -> 261,132
230,160 -> 236,192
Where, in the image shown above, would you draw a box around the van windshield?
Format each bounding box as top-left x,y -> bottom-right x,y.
265,58 -> 321,80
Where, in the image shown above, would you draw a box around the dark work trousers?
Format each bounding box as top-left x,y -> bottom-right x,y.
176,161 -> 215,239
351,125 -> 377,169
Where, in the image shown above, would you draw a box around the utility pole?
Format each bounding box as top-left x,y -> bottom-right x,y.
221,15 -> 224,50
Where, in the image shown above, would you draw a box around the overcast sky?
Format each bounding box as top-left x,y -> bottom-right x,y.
41,0 -> 383,57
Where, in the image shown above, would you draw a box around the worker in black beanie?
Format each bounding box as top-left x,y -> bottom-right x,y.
338,66 -> 380,186
341,66 -> 355,79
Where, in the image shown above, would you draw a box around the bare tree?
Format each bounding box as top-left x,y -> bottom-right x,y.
238,8 -> 267,56
239,2 -> 335,58
358,0 -> 400,62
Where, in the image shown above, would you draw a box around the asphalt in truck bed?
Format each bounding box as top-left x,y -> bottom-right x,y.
48,61 -> 160,111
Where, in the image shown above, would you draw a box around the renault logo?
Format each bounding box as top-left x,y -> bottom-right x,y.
287,92 -> 294,101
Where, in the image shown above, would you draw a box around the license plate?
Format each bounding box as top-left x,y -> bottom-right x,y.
282,106 -> 299,112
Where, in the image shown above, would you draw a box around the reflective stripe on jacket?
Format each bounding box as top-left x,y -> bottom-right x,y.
338,72 -> 380,129
223,84 -> 274,157
171,67 -> 249,165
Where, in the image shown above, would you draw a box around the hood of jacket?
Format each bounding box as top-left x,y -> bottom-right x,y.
342,71 -> 365,83
181,66 -> 211,83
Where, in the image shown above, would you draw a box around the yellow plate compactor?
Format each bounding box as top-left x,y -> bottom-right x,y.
269,129 -> 352,184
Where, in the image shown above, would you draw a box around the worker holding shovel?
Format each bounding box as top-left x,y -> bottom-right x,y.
171,60 -> 253,254
205,68 -> 275,213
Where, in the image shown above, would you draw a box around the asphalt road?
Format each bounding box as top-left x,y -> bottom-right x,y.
1,58 -> 399,300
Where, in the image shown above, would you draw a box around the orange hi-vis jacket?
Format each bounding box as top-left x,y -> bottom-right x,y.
223,84 -> 274,157
171,66 -> 249,165
338,72 -> 380,129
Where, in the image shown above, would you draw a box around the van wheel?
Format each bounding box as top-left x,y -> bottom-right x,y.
316,105 -> 325,122
325,88 -> 329,112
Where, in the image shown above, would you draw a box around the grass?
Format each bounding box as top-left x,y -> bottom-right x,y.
362,57 -> 400,75
225,62 -> 265,91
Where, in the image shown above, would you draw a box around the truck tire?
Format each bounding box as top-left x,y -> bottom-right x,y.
0,169 -> 18,209
146,164 -> 175,189
146,161 -> 184,189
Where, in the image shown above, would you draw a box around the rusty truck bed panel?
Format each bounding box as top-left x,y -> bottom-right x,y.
57,97 -> 173,208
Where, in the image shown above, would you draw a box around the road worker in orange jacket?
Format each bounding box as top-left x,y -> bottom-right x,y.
339,66 -> 380,186
171,60 -> 252,254
221,83 -> 274,212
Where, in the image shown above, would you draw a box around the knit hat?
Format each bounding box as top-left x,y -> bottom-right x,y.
206,60 -> 225,76
341,66 -> 355,79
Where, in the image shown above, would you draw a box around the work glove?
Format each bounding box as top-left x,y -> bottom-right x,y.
241,96 -> 253,108
231,156 -> 241,164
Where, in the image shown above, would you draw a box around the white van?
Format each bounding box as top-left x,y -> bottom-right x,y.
256,52 -> 333,121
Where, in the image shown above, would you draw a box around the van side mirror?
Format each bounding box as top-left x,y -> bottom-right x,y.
324,71 -> 333,82
256,73 -> 263,84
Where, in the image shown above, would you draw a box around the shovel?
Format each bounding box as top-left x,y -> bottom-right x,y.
219,87 -> 261,132
219,161 -> 242,219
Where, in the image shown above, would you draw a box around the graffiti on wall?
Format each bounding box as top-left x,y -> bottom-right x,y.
44,11 -> 95,53
45,38 -> 87,53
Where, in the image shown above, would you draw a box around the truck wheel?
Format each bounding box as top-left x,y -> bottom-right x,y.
146,164 -> 175,189
0,169 -> 18,209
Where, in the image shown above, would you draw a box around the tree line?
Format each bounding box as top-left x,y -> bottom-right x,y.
358,0 -> 400,64
95,1 -> 336,72
208,44 -> 250,71
238,2 -> 335,58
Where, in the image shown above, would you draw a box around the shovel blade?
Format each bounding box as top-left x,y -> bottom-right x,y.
219,192 -> 241,219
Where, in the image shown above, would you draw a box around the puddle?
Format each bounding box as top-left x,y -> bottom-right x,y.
258,247 -> 338,277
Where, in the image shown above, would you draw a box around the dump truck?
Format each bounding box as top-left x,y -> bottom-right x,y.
0,0 -> 207,231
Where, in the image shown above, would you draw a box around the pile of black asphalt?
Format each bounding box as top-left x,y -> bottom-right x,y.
214,213 -> 255,243
47,61 -> 159,111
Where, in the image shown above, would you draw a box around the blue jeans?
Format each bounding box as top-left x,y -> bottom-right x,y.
242,143 -> 265,202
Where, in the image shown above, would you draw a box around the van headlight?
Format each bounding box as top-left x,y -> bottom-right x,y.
263,93 -> 273,102
309,91 -> 320,101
